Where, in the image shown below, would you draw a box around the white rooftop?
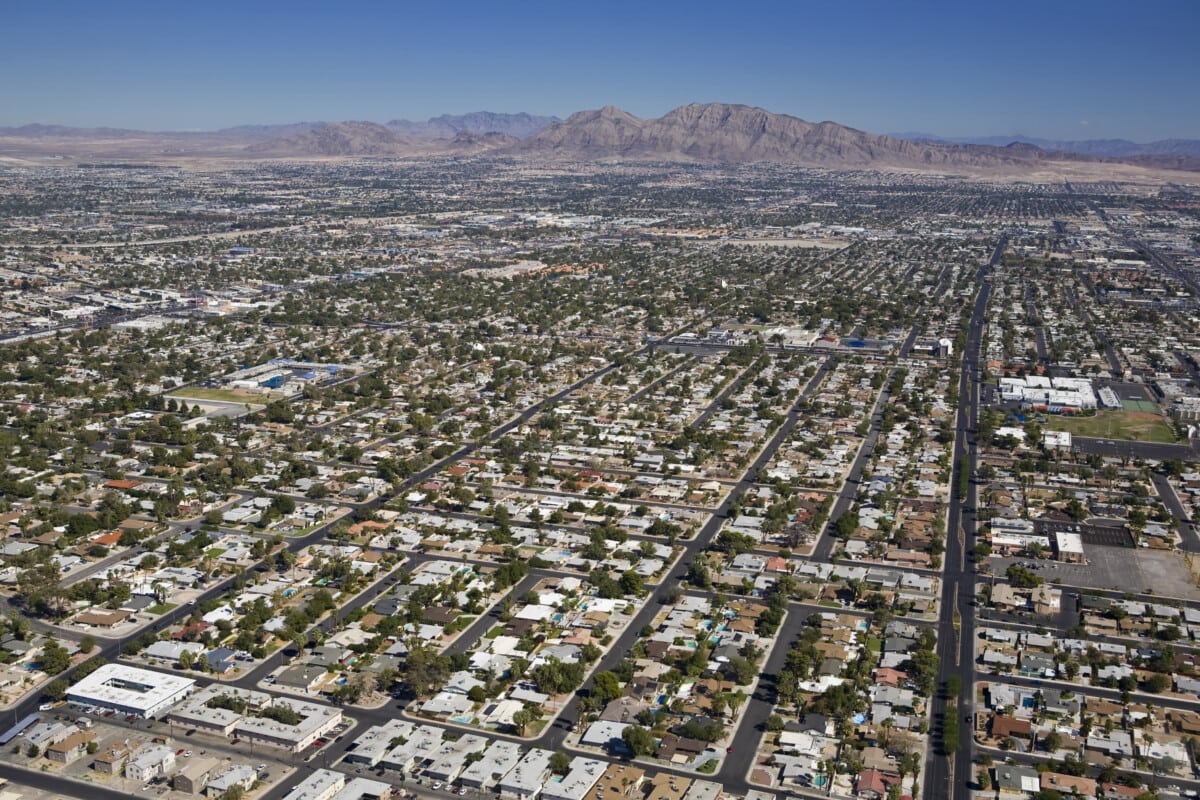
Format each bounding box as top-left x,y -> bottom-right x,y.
68,663 -> 194,713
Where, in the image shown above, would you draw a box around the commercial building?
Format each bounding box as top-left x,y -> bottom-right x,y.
68,664 -> 195,719
1054,531 -> 1085,564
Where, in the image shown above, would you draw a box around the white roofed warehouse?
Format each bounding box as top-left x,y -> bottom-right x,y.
67,664 -> 195,719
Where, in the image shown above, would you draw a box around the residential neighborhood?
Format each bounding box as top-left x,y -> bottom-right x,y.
0,155 -> 1199,800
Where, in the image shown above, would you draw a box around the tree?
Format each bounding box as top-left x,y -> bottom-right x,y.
179,648 -> 196,670
1146,672 -> 1172,694
511,707 -> 532,735
591,671 -> 622,706
39,640 -> 70,675
621,725 -> 656,757
403,644 -> 451,698
549,751 -> 572,775
43,678 -> 68,701
79,635 -> 96,654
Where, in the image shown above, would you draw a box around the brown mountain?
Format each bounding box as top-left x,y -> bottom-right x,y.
245,121 -> 415,157
244,122 -> 519,158
0,105 -> 1192,172
517,103 -> 1057,169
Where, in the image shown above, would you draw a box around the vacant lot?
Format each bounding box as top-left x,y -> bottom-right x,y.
169,387 -> 265,404
1046,410 -> 1176,443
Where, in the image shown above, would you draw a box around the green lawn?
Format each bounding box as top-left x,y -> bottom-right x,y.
1044,410 -> 1177,444
148,602 -> 177,615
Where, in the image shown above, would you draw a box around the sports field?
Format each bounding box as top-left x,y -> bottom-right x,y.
1045,410 -> 1177,443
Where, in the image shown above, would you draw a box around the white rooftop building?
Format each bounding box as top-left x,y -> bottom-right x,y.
67,664 -> 195,719
344,719 -> 414,767
233,697 -> 341,753
282,768 -> 345,800
541,757 -> 606,800
499,747 -> 554,800
460,741 -> 524,790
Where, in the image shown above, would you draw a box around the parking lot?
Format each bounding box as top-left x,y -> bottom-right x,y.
994,546 -> 1200,599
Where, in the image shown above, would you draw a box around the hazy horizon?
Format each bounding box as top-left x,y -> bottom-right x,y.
3,0 -> 1197,141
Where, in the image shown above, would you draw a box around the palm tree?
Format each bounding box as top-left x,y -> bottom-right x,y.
729,689 -> 747,720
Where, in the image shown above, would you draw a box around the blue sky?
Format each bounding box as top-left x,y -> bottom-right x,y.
2,0 -> 1197,140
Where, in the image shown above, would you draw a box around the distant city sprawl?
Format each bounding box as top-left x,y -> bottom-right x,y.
0,158 -> 1198,800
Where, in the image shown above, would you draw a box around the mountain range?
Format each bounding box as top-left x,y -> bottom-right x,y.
1,105 -> 1196,173
890,132 -> 1200,158
515,104 -> 1066,169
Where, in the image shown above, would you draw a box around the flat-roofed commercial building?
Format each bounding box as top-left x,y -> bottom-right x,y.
67,664 -> 195,719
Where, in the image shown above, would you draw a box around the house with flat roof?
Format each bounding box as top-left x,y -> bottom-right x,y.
584,763 -> 644,800
499,747 -> 554,800
281,768 -> 345,800
424,733 -> 489,782
206,765 -> 258,798
379,724 -> 443,773
343,719 -> 413,767
331,777 -> 395,800
683,781 -> 722,800
125,743 -> 175,782
172,755 -> 220,794
541,757 -> 606,800
645,773 -> 692,800
233,697 -> 341,753
168,685 -> 271,736
45,729 -> 95,765
460,740 -> 523,791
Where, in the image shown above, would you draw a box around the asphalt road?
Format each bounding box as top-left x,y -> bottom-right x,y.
810,364 -> 899,563
0,762 -> 142,800
1153,472 -> 1200,553
924,235 -> 1001,800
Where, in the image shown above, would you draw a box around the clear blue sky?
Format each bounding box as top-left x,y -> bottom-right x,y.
3,0 -> 1197,140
